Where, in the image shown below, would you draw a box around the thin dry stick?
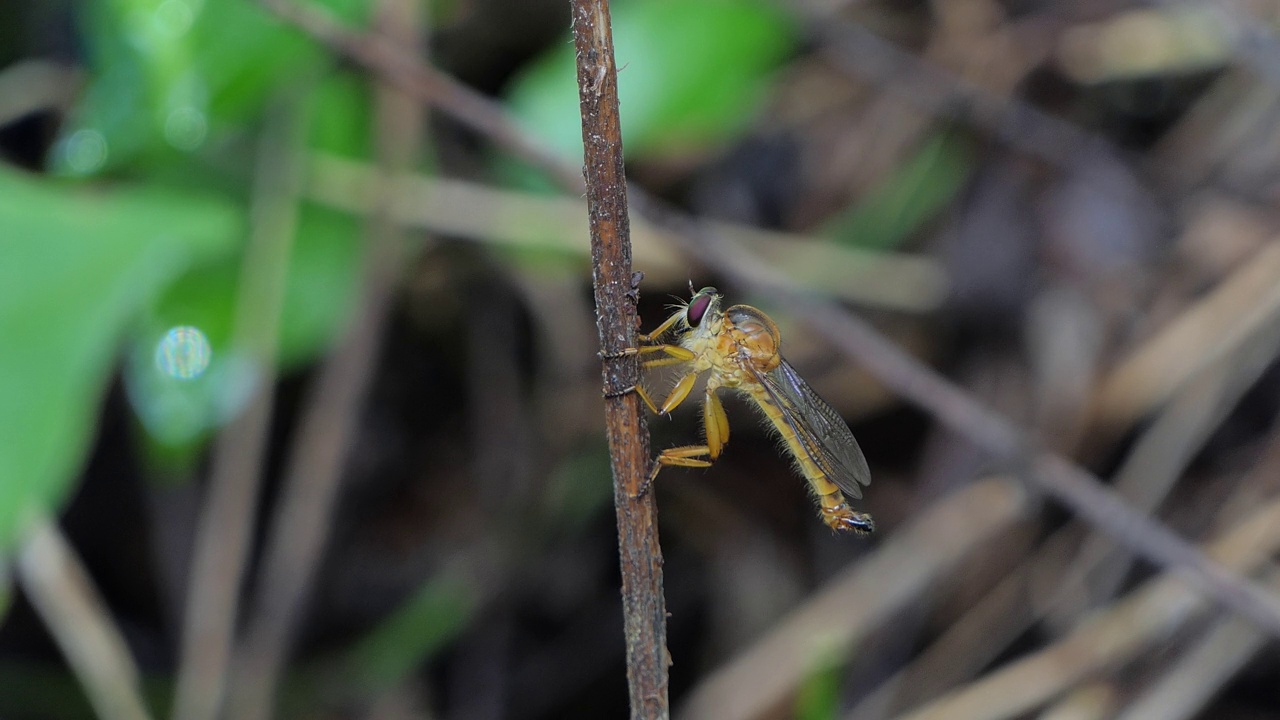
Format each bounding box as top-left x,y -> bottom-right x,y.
262,0 -> 1280,640
171,94 -> 307,720
1052,304 -> 1280,624
224,2 -> 421,717
677,478 -> 1029,720
1074,420 -> 1280,720
17,518 -> 153,720
570,0 -> 667,717
303,154 -> 948,312
1114,582 -> 1271,720
255,0 -> 583,193
893,492 -> 1280,720
851,323 -> 1280,720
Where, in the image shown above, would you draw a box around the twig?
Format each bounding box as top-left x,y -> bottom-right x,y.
263,0 -> 1280,642
848,319 -> 1280,719
813,17 -> 1118,171
894,492 -> 1280,720
1093,241 -> 1280,425
304,153 -> 948,312
171,92 -> 307,720
1051,306 -> 1280,624
16,518 -> 153,720
222,1 -> 421,716
677,478 -> 1028,720
0,60 -> 80,128
1113,584 -> 1270,720
255,0 -> 584,193
569,0 -> 667,717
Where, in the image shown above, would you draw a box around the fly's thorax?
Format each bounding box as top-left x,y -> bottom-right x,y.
678,310 -> 724,356
724,304 -> 782,373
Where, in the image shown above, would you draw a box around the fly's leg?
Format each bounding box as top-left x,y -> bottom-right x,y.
638,309 -> 686,343
636,383 -> 729,498
635,445 -> 713,498
599,309 -> 685,360
657,370 -> 700,415
601,343 -> 693,364
601,345 -> 695,409
704,388 -> 730,458
598,306 -> 688,362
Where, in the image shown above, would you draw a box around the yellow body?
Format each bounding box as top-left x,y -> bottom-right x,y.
632,288 -> 873,534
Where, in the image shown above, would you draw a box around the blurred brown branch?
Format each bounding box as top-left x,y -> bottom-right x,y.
172,91 -> 309,720
895,491 -> 1280,720
17,519 -> 152,720
678,477 -> 1028,720
304,153 -> 949,313
255,0 -> 583,193
223,0 -> 424,717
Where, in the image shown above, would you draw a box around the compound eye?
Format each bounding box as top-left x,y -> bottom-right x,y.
687,290 -> 715,326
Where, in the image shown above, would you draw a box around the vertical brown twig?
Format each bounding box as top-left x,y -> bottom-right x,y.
222,1 -> 421,716
569,1 -> 669,718
172,91 -> 307,720
17,519 -> 153,720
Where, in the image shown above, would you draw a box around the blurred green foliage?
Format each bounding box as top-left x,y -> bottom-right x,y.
504,0 -> 797,169
794,651 -> 845,720
828,130 -> 972,251
0,168 -> 240,551
342,572 -> 477,696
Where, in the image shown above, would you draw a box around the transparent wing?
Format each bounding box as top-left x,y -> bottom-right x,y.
751,360 -> 871,498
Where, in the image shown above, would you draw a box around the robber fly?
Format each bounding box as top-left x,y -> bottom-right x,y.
627,286 -> 874,534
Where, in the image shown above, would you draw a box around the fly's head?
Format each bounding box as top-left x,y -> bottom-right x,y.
682,286 -> 724,339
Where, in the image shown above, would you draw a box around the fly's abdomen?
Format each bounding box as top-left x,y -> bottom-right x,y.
747,386 -> 874,533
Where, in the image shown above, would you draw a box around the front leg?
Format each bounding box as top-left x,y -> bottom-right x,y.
599,343 -> 694,365
608,350 -> 701,415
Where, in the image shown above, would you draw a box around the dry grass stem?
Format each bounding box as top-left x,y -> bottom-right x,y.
305,154 -> 947,312
171,94 -> 307,720
223,2 -> 423,717
895,492 -> 1280,720
1113,599 -> 1270,720
17,519 -> 153,720
1094,241 -> 1280,425
679,478 -> 1028,720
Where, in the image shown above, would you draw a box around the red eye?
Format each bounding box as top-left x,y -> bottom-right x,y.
687,292 -> 713,326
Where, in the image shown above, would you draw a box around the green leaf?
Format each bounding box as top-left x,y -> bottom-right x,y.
505,0 -> 797,167
827,131 -> 972,251
56,0 -> 368,174
193,0 -> 368,125
0,167 -> 240,552
794,652 -> 844,720
344,573 -> 476,696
